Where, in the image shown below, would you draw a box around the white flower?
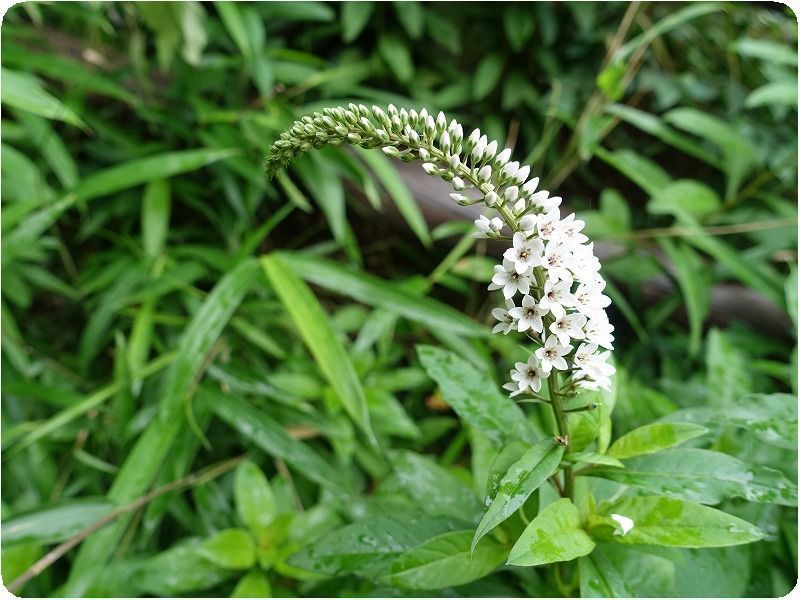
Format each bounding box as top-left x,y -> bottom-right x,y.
549,313 -> 587,345
610,513 -> 634,535
510,355 -> 549,394
539,277 -> 575,319
503,232 -> 544,274
570,243 -> 602,280
530,191 -> 561,212
509,294 -> 546,333
488,258 -> 532,299
535,334 -> 572,372
473,215 -> 503,238
491,299 -> 517,335
573,281 -> 611,318
536,209 -> 561,241
521,177 -> 540,195
518,214 -> 536,234
573,343 -> 615,391
557,213 -> 588,245
542,241 -> 574,282
584,317 -> 615,350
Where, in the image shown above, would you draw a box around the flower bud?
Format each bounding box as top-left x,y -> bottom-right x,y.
503,186 -> 520,203
522,177 -> 540,195
449,154 -> 461,170
450,193 -> 470,203
495,148 -> 512,166
452,176 -> 466,190
513,165 -> 531,185
484,191 -> 499,207
478,165 -> 492,182
422,162 -> 438,175
484,140 -> 498,160
418,148 -> 430,161
382,146 -> 400,157
519,214 -> 536,232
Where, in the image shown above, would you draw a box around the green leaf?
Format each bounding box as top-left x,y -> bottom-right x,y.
607,422 -> 708,460
1,68 -> 85,127
394,1 -> 425,39
473,54 -> 504,100
276,251 -> 488,338
660,393 -> 797,450
647,179 -> 721,220
503,5 -> 535,51
380,530 -> 507,590
341,1 -> 374,42
141,179 -> 171,259
63,259 -> 258,597
564,451 -> 624,469
138,540 -> 236,595
231,570 -> 272,598
732,38 -> 798,66
234,460 -> 277,535
594,147 -> 671,196
217,2 -> 252,58
484,441 -> 529,499
2,498 -> 113,546
746,81 -> 798,108
598,496 -> 764,548
212,393 -> 348,493
579,543 -> 674,597
508,498 -> 595,566
663,108 -> 759,199
658,239 -> 710,355
354,147 -> 431,247
262,254 -> 373,441
288,511 -> 465,577
391,450 -> 483,523
198,529 -> 256,570
593,448 -> 797,506
472,441 -> 564,551
417,345 -> 536,447
596,62 -> 626,101
378,34 -> 414,82
706,328 -> 751,408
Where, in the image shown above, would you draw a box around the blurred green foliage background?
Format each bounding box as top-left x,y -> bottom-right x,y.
1,1 -> 797,597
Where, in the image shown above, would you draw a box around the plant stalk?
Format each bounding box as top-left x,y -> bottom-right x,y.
548,372 -> 574,500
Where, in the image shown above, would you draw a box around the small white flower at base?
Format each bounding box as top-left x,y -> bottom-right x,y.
584,317 -> 615,350
503,232 -> 544,274
610,513 -> 634,536
491,299 -> 517,335
542,242 -> 574,283
537,209 -> 562,241
509,294 -> 546,333
488,259 -> 532,299
557,213 -> 588,245
535,335 -> 573,372
539,278 -> 576,319
549,313 -> 587,346
510,356 -> 549,395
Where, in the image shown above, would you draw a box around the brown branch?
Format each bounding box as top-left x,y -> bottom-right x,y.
7,455 -> 245,594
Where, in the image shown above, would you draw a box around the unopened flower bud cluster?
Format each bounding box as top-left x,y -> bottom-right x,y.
266,104 -> 615,396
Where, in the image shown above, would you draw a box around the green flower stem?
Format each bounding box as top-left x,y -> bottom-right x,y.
548,372 -> 574,500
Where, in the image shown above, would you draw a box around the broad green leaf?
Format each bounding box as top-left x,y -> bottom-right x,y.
276,251 -> 488,338
663,108 -> 759,199
472,441 -> 563,551
593,448 -> 797,506
340,1 -> 374,42
391,451 -> 483,523
262,254 -> 373,441
63,259 -> 258,597
291,153 -> 349,249
137,540 -> 236,595
1,68 -> 84,127
599,496 -> 763,547
604,104 -> 720,167
234,460 -> 277,535
565,451 -> 624,468
608,422 -> 708,459
503,5 -> 535,51
231,570 -> 272,598
658,239 -> 710,355
1,543 -> 41,593
647,180 -> 721,220
706,328 -> 751,408
354,147 -> 431,247
732,38 -> 798,66
660,393 -> 797,450
594,147 -> 671,196
394,1 -> 424,39
141,179 -> 171,259
580,543 -> 674,597
287,512 -> 465,577
198,529 -> 256,570
213,394 -> 348,493
417,345 -> 536,446
378,34 -> 413,82
217,2 -> 252,58
2,498 -> 113,546
508,498 -> 595,566
473,54 -> 504,100
380,530 -> 507,590
484,441 -> 529,500
746,81 -> 798,108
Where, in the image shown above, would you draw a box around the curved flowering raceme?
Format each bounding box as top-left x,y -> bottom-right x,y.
266,103 -> 615,402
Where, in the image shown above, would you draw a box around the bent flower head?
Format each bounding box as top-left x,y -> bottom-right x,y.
266,104 -> 615,396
